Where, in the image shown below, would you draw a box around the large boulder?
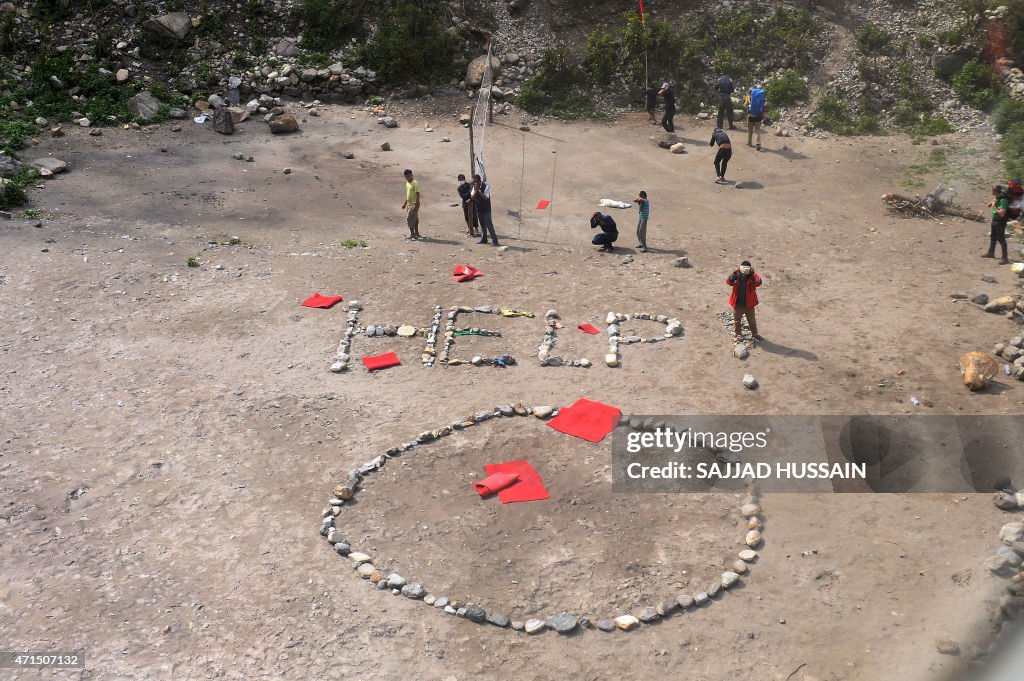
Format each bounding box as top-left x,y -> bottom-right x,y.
212,108 -> 234,135
274,39 -> 299,58
465,55 -> 502,88
127,91 -> 162,121
268,114 -> 299,134
932,51 -> 970,78
0,154 -> 23,179
141,12 -> 192,41
31,157 -> 68,175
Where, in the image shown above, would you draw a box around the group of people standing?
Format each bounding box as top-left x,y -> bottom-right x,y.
402,169 -> 499,245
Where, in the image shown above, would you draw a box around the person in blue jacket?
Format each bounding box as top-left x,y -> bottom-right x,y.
746,83 -> 766,151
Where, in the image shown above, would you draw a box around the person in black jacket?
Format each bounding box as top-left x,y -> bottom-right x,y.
710,128 -> 732,183
659,82 -> 676,133
590,212 -> 618,252
472,174 -> 499,246
716,74 -> 736,130
457,174 -> 479,237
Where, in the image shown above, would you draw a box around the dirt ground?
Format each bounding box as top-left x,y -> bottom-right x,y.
1,100 -> 1022,680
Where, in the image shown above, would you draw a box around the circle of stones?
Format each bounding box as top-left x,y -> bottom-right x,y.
319,407 -> 767,635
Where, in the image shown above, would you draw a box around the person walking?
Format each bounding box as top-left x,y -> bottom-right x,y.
645,83 -> 658,123
635,190 -> 650,252
727,260 -> 763,343
715,74 -> 736,130
984,184 -> 1010,264
472,174 -> 499,246
402,168 -> 422,240
659,82 -> 676,133
457,173 -> 479,237
746,83 -> 766,151
590,212 -> 618,252
710,127 -> 732,183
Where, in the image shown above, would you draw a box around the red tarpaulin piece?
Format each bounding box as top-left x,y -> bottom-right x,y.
452,264 -> 484,282
482,460 -> 550,503
301,293 -> 343,308
578,323 -> 600,335
536,199 -> 550,209
546,398 -> 621,443
472,471 -> 520,497
362,352 -> 401,371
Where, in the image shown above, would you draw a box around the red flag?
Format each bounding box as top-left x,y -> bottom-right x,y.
638,0 -> 645,22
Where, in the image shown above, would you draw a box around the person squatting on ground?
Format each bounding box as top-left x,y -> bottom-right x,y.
457,173 -> 479,237
402,169 -> 421,240
635,190 -> 650,252
710,128 -> 732,183
472,174 -> 499,246
645,83 -> 658,123
590,212 -> 618,252
716,74 -> 736,130
985,184 -> 1011,264
659,82 -> 676,133
728,260 -> 764,342
746,83 -> 766,151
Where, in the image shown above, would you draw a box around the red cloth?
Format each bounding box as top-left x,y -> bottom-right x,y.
727,271 -> 762,308
362,352 -> 401,371
452,264 -> 483,282
546,398 -> 621,443
578,323 -> 600,335
536,199 -> 550,209
482,461 -> 549,503
472,471 -> 520,497
301,293 -> 343,308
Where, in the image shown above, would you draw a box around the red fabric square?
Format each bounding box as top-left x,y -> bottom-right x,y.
546,398 -> 621,443
302,293 -> 343,308
362,352 -> 401,371
452,264 -> 484,282
536,199 -> 550,209
577,323 -> 600,335
482,461 -> 550,503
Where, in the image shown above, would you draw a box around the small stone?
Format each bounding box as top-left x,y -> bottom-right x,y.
742,374 -> 758,389
423,595 -> 436,605
614,615 -> 640,631
486,612 -> 510,627
935,639 -> 960,655
734,344 -> 749,360
433,597 -> 448,608
722,571 -> 741,589
606,311 -> 618,324
269,114 -> 299,134
746,530 -> 762,548
982,275 -> 998,284
381,142 -> 392,151
444,605 -> 457,614
1000,521 -> 1024,544
707,583 -> 722,598
605,352 -> 619,367
471,355 -> 483,366
656,599 -> 679,617
986,553 -> 1018,576
733,560 -> 748,574
283,167 -> 292,174
971,293 -> 989,305
637,607 -> 659,623
595,619 -> 616,632
401,583 -> 426,599
739,549 -> 758,562
511,620 -> 525,631
356,563 -> 376,578
694,592 -> 709,605
525,619 -> 547,634
740,503 -> 761,517
533,405 -> 553,418
676,594 -> 695,609
1017,491 -> 1024,508
387,573 -> 407,589
748,517 -> 761,530
985,296 -> 1017,313
994,491 -> 1019,510
547,612 -> 578,633
950,293 -> 968,300
464,605 -> 486,623
348,551 -> 371,563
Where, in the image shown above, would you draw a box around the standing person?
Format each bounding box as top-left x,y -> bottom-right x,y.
984,184 -> 1010,263
659,82 -> 676,133
635,190 -> 650,252
402,169 -> 421,240
590,212 -> 618,252
710,127 -> 732,183
457,173 -> 479,237
645,83 -> 658,123
727,260 -> 763,343
746,82 -> 766,151
716,74 -> 736,130
472,174 -> 499,246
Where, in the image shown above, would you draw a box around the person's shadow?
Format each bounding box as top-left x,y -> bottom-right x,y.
761,146 -> 810,161
756,338 -> 817,361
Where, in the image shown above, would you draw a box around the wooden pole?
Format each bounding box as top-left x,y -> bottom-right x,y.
469,108 -> 476,178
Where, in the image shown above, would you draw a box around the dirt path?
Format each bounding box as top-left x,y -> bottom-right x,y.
0,103 -> 1020,680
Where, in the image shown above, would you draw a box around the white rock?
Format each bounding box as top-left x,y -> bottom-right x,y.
732,560 -> 748,574
116,69 -> 129,82
348,551 -> 372,563
742,374 -> 758,389
606,311 -> 617,324
614,614 -> 640,631
525,618 -> 546,634
721,571 -> 741,588
1018,491 -> 1024,508
579,358 -> 592,367
605,353 -> 619,367
734,345 -> 749,360
1000,521 -> 1024,544
533,405 -> 553,418
745,530 -> 762,548
738,549 -> 758,562
740,503 -> 760,517
330,361 -> 344,373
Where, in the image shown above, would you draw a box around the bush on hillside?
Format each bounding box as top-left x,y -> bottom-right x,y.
764,70 -> 807,107
952,58 -> 1000,109
993,96 -> 1024,134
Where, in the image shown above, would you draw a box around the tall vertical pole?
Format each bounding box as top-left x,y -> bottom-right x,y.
468,109 -> 476,178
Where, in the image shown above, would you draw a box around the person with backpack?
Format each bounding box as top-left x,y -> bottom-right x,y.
745,83 -> 766,151
984,184 -> 1010,264
1006,178 -> 1023,221
715,74 -> 736,130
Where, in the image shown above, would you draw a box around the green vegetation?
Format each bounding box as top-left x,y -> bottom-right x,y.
811,94 -> 856,135
0,181 -> 28,210
952,58 -> 1000,109
187,256 -> 200,268
0,116 -> 38,156
21,208 -> 44,218
516,48 -> 599,119
994,97 -> 1024,134
856,23 -> 893,56
355,0 -> 457,84
581,25 -> 616,86
340,239 -> 367,248
297,0 -> 368,51
764,70 -> 807,107
209,236 -> 242,246
901,147 -> 948,190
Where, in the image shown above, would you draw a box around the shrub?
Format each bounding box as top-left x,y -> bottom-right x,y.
356,0 -> 456,84
298,0 -> 368,50
764,70 -> 807,107
0,180 -> 27,210
952,58 -> 1000,109
856,23 -> 892,56
811,94 -> 855,135
1001,121 -> 1024,180
993,96 -> 1024,134
514,81 -> 546,114
0,117 -> 38,155
582,25 -> 617,86
855,113 -> 885,135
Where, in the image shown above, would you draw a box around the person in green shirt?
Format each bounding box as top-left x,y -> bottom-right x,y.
402,169 -> 422,240
984,184 -> 1010,263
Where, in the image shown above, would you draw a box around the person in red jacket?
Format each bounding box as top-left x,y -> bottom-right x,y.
727,260 -> 763,343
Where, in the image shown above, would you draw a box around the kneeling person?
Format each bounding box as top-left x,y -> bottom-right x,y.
590,212 -> 618,252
